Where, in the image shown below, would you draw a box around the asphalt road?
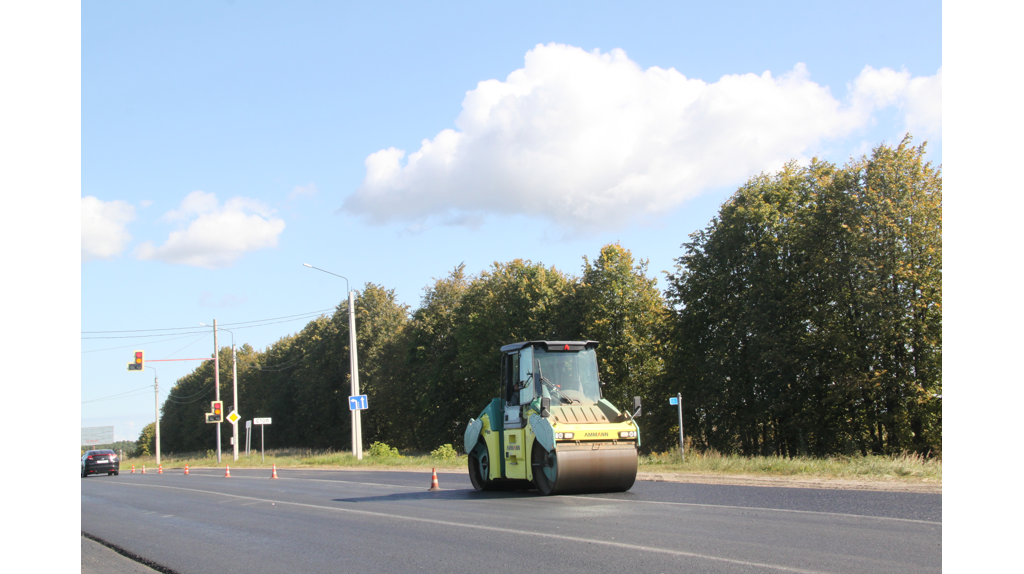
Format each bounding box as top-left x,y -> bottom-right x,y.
81,468 -> 941,574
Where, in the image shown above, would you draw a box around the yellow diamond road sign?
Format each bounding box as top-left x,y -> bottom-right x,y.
227,411 -> 241,424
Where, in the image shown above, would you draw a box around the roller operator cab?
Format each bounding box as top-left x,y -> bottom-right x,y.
464,341 -> 640,495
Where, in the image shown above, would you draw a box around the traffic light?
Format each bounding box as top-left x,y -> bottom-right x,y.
127,350 -> 144,371
209,401 -> 223,423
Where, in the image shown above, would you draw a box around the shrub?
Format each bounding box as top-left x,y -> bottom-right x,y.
430,444 -> 458,461
367,441 -> 400,457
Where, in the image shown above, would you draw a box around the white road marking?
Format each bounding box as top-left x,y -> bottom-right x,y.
571,495 -> 942,526
100,482 -> 839,574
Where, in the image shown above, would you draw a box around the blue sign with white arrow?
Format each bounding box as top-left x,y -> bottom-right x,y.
349,395 -> 368,410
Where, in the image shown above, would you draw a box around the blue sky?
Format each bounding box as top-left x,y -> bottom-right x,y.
80,1 -> 942,442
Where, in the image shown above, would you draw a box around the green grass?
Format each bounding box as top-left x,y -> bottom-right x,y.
638,449 -> 941,482
119,446 -> 940,484
121,447 -> 465,471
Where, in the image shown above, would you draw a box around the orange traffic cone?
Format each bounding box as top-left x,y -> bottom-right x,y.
429,468 -> 440,491
224,465 -> 231,478
131,465 -> 135,474
142,465 -> 147,474
158,464 -> 163,474
270,464 -> 279,479
184,464 -> 189,475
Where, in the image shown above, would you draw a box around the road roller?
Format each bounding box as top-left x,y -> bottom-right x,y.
464,340 -> 641,495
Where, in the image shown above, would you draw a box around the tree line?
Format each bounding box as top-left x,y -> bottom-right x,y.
157,137 -> 941,458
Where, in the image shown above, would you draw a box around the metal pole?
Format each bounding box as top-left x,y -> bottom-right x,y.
677,392 -> 685,462
213,319 -> 221,464
348,289 -> 362,460
155,375 -> 161,466
232,343 -> 239,462
147,365 -> 161,466
303,264 -> 362,460
261,424 -> 265,464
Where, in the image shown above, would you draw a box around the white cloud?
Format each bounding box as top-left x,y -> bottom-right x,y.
849,65 -> 942,139
135,191 -> 285,269
82,196 -> 136,260
287,182 -> 318,201
343,43 -> 942,232
903,68 -> 942,139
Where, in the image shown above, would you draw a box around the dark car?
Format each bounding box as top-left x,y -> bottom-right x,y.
81,449 -> 120,477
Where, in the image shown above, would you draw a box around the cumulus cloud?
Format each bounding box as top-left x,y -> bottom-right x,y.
849,65 -> 942,139
902,68 -> 942,139
82,196 -> 136,260
135,191 -> 285,269
343,43 -> 942,232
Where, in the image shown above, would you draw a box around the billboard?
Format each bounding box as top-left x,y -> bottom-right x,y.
81,426 -> 115,447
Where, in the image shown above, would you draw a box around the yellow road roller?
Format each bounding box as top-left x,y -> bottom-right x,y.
463,340 -> 641,495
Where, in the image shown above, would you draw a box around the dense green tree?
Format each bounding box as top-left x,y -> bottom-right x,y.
578,243 -> 667,449
134,422 -> 156,457
666,136 -> 941,456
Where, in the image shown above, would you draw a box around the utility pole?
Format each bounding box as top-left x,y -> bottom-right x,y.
232,342 -> 239,461
146,365 -> 161,466
213,319 -> 221,464
303,263 -> 362,460
155,374 -> 161,466
348,290 -> 362,460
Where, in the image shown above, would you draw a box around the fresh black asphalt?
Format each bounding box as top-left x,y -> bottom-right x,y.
81,468 -> 941,574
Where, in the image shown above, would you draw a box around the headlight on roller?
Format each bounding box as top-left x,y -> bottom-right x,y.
555,432 -> 574,440
618,431 -> 637,438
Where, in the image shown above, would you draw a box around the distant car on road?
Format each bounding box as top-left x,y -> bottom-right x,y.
81,449 -> 120,477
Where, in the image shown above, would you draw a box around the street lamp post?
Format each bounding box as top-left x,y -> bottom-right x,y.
145,365 -> 160,466
303,263 -> 362,460
203,323 -> 239,462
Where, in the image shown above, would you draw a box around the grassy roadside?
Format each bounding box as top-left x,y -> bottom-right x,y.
117,447 -> 940,489
638,450 -> 941,485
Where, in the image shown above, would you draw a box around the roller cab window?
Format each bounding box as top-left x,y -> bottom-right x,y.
534,346 -> 601,405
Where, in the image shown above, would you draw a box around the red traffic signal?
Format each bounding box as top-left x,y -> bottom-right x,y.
127,350 -> 144,371
209,401 -> 223,422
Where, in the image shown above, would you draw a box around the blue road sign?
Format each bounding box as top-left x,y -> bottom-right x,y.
669,397 -> 679,405
349,395 -> 368,410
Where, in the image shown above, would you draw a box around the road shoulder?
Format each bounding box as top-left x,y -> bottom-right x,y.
82,536 -> 165,574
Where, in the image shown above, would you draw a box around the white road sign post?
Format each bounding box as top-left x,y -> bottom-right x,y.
245,420 -> 252,457
254,418 -> 271,463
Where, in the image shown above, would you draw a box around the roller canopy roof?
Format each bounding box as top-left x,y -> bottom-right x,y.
499,341 -> 599,353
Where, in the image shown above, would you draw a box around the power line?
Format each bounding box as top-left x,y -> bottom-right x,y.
81,310 -> 334,340
82,385 -> 154,404
159,333 -> 210,360
82,308 -> 338,335
81,332 -> 210,354
164,381 -> 216,403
